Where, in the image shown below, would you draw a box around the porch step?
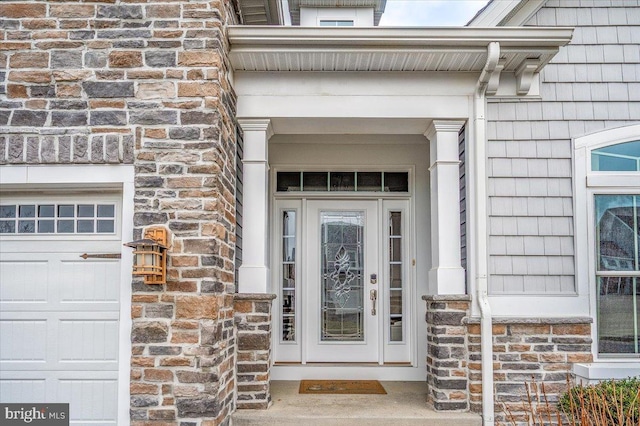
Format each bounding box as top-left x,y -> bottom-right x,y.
233,418 -> 480,425
231,381 -> 482,426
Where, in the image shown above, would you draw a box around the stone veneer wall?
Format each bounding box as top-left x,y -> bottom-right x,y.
233,294 -> 276,410
1,1 -> 241,424
424,297 -> 593,423
467,317 -> 593,423
424,295 -> 471,411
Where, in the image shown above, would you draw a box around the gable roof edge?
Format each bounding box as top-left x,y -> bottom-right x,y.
467,0 -> 546,27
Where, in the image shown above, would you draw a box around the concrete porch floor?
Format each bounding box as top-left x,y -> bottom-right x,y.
232,381 -> 482,425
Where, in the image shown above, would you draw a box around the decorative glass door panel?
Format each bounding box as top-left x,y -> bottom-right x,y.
306,200 -> 379,362
321,212 -> 364,342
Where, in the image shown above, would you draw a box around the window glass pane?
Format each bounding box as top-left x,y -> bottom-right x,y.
592,141 -> 640,171
330,172 -> 355,191
18,220 -> 35,233
77,205 -> 94,218
58,220 -> 74,233
303,172 -> 328,191
0,221 -> 15,233
283,264 -> 295,289
38,220 -> 54,233
97,205 -> 115,218
19,205 -> 35,218
384,172 -> 409,192
276,171 -> 409,192
277,172 -> 301,192
283,211 -> 296,237
592,154 -> 637,171
38,205 -> 54,217
389,211 -> 403,342
390,264 -> 402,289
282,210 -> 297,343
58,205 -> 74,217
0,206 -> 16,218
319,20 -> 354,26
77,220 -> 94,233
595,195 -> 639,271
598,277 -> 638,354
321,211 -> 364,342
390,211 -> 402,235
390,290 -> 402,315
97,220 -> 114,233
357,172 -> 382,191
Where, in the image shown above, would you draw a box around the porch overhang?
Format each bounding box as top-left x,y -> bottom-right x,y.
229,26 -> 573,75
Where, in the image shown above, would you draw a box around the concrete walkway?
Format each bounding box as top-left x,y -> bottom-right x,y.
232,381 -> 482,425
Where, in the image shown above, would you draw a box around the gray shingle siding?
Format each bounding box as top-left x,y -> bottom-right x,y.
486,1 -> 640,294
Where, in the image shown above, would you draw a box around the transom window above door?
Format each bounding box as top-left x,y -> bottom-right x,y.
276,171 -> 409,193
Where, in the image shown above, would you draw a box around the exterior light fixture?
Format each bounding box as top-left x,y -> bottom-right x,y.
124,227 -> 169,284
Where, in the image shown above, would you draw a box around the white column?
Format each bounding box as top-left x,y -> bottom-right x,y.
425,120 -> 466,295
237,119 -> 273,293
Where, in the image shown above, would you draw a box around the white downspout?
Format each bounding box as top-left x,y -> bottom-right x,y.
474,41 -> 500,426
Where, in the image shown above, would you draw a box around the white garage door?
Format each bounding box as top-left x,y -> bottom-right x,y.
0,196 -> 122,426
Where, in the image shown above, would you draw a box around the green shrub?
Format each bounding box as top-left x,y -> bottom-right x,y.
559,377 -> 640,426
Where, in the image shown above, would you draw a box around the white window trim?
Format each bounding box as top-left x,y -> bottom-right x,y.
0,164 -> 135,425
574,124 -> 640,366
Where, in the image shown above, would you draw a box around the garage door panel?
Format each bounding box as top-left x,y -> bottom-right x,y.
59,379 -> 118,425
0,379 -> 47,403
1,254 -> 120,312
60,260 -> 120,303
0,260 -> 49,302
1,311 -> 119,371
0,195 -> 122,425
59,320 -> 119,363
0,319 -> 47,362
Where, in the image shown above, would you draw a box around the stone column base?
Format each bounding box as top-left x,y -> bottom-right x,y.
423,295 -> 471,411
234,293 -> 276,409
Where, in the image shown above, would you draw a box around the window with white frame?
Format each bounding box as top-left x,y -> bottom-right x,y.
319,20 -> 354,26
575,126 -> 640,357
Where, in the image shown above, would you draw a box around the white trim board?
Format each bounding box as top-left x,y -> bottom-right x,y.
574,363 -> 640,385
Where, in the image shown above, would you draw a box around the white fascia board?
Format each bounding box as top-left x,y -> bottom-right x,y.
229,26 -> 573,48
229,26 -> 573,73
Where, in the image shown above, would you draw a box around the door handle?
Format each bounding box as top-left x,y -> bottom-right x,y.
370,289 -> 377,316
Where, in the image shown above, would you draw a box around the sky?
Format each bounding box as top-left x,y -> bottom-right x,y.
379,0 -> 491,26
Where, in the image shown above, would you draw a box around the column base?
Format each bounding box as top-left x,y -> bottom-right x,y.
234,293 -> 277,410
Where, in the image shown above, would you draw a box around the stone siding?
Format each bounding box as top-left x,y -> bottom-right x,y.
234,293 -> 276,410
424,295 -> 471,411
467,318 -> 593,424
1,1 -> 241,424
424,297 -> 593,423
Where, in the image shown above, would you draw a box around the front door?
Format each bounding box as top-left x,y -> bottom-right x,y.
305,200 -> 379,362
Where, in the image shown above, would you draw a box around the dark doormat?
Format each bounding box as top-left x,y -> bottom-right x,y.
299,380 -> 387,394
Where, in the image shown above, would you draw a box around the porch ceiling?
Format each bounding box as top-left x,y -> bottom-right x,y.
237,0 -> 282,25
228,26 -> 573,73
